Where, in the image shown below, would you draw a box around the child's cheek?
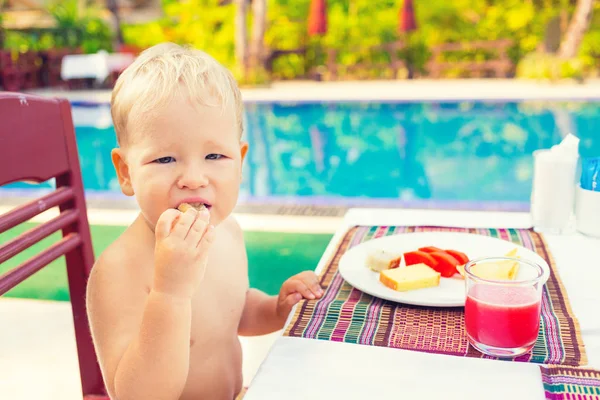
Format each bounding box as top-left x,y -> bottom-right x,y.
139,175 -> 171,226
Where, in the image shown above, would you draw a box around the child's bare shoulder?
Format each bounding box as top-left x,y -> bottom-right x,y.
87,223 -> 153,317
214,215 -> 247,259
219,214 -> 244,241
90,226 -> 148,283
206,215 -> 248,277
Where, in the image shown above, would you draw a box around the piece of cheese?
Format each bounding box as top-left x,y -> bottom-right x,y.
379,263 -> 441,292
366,249 -> 402,272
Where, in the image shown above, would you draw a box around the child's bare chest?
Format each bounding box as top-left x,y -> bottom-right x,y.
189,238 -> 248,341
185,242 -> 247,396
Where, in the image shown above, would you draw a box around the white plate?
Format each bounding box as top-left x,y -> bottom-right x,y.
338,231 -> 550,307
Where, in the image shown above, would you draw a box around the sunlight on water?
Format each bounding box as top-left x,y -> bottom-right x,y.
6,100 -> 600,207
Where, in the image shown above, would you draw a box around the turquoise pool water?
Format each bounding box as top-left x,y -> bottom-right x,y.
6,100 -> 600,210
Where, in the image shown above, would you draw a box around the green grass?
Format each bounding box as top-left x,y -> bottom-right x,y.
0,223 -> 333,301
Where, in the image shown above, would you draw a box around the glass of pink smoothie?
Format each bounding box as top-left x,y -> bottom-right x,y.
464,257 -> 545,358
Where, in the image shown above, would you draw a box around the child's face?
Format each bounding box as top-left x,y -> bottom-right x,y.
112,93 -> 248,228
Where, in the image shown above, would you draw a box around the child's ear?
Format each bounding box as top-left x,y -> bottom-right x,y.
240,141 -> 249,164
111,148 -> 134,196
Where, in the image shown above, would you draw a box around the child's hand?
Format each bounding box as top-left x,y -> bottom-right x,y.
152,207 -> 215,299
276,271 -> 323,318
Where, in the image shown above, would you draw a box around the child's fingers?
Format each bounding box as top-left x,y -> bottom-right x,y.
194,226 -> 212,283
196,225 -> 215,254
186,212 -> 209,244
287,280 -> 316,300
171,208 -> 197,239
303,276 -> 324,298
295,271 -> 323,299
155,209 -> 182,241
189,225 -> 214,284
198,207 -> 210,222
282,292 -> 303,309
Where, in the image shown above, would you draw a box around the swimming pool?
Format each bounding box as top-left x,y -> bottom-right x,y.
5,100 -> 599,210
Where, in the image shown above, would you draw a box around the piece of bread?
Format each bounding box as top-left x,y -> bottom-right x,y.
379,263 -> 441,292
366,249 -> 402,272
177,203 -> 206,213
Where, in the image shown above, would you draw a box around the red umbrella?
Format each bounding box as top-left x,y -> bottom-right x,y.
308,0 -> 328,36
399,0 -> 417,33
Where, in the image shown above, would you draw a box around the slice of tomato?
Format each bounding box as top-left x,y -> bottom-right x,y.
403,251 -> 438,269
445,249 -> 469,265
429,251 -> 459,277
418,246 -> 445,254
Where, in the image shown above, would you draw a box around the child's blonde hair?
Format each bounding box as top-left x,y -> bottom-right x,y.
111,42 -> 243,145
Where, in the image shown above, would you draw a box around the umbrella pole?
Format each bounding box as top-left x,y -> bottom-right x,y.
406,34 -> 414,79
106,0 -> 124,48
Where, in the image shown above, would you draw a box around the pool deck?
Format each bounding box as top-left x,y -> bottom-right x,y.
30,78 -> 600,103
4,79 -> 599,399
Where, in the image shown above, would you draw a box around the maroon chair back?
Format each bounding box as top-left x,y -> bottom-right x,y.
0,92 -> 108,399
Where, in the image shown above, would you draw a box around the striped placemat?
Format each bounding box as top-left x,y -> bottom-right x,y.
541,366 -> 600,399
284,226 -> 587,366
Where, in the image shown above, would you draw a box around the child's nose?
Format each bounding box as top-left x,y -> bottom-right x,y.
177,167 -> 209,190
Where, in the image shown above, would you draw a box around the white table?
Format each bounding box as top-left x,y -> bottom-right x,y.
244,209 -> 600,400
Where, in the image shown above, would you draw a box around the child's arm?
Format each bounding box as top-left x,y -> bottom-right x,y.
87,208 -> 214,399
238,272 -> 323,336
113,290 -> 194,400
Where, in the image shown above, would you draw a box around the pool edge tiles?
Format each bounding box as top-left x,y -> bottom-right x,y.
0,188 -> 531,214
0,205 -> 342,233
27,80 -> 600,104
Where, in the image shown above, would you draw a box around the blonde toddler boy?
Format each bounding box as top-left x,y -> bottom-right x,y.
86,43 -> 323,400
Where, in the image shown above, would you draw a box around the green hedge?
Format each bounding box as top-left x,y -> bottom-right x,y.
1,0 -> 113,54
3,0 -> 599,80
122,0 -> 600,80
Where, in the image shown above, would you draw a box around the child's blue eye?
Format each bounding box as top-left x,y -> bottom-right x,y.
154,156 -> 175,164
206,154 -> 223,160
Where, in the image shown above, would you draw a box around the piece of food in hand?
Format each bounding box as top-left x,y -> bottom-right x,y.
177,202 -> 207,213
379,263 -> 441,292
366,249 -> 402,272
429,251 -> 460,277
445,249 -> 469,265
418,246 -> 445,254
404,250 -> 438,269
